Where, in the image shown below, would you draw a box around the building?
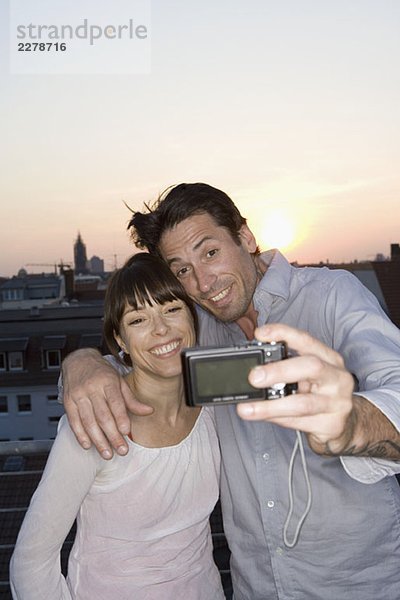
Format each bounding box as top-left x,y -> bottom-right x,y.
0,270 -> 66,310
73,232 -> 89,275
0,303 -> 105,441
88,255 -> 105,274
371,243 -> 400,328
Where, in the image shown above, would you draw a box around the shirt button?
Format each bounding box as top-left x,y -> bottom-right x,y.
262,452 -> 270,462
276,547 -> 283,556
267,500 -> 275,508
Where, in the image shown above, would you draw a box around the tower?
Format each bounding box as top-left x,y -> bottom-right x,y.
74,232 -> 89,274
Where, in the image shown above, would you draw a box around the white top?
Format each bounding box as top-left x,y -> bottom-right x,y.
10,408 -> 224,600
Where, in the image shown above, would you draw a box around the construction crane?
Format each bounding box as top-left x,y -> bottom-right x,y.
25,261 -> 73,275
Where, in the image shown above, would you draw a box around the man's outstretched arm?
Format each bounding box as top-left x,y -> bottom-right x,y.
238,323 -> 400,460
61,348 -> 153,459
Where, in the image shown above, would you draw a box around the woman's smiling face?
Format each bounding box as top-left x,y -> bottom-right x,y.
115,297 -> 196,380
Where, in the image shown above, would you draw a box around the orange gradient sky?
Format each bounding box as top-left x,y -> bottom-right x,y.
0,1 -> 399,276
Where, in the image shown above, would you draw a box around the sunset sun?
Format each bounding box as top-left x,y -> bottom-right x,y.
253,210 -> 297,252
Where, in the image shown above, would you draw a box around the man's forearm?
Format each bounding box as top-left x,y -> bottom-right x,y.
322,395 -> 400,460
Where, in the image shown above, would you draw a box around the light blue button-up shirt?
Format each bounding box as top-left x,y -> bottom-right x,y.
197,250 -> 400,600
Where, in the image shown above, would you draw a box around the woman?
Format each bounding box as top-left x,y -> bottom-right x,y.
10,253 -> 224,600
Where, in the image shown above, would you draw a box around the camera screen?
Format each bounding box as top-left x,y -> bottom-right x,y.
194,354 -> 260,398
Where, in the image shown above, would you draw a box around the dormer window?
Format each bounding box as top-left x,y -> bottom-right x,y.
41,336 -> 66,370
0,339 -> 28,371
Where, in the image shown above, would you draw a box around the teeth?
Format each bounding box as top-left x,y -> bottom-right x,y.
211,287 -> 231,302
150,341 -> 180,356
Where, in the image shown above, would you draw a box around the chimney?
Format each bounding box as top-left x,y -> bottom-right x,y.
390,244 -> 400,261
62,267 -> 75,299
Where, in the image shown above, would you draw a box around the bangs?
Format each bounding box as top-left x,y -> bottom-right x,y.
123,281 -> 183,311
115,253 -> 191,315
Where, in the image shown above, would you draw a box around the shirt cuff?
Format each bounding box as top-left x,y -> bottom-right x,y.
340,456 -> 400,484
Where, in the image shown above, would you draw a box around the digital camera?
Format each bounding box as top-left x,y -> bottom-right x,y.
181,341 -> 297,406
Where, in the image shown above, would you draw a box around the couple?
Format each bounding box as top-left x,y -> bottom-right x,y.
13,183 -> 400,598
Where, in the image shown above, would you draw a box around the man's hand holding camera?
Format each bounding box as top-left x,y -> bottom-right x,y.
237,323 -> 400,459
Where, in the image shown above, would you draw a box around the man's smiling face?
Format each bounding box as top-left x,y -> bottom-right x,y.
159,213 -> 259,323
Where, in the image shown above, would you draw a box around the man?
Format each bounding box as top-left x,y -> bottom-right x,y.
62,183 -> 400,599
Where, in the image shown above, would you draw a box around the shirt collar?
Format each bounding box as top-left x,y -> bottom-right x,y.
256,249 -> 292,302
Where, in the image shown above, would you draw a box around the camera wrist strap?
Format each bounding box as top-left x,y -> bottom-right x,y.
283,430 -> 313,548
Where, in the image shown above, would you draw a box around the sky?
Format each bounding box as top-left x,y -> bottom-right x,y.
0,0 -> 399,277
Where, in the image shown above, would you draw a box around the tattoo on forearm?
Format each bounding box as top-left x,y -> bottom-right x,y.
325,439 -> 400,459
322,397 -> 400,459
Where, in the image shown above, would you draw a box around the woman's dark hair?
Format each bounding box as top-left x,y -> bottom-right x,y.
103,253 -> 198,366
127,183 -> 258,256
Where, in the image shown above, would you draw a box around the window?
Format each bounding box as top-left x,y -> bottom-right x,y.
42,336 -> 65,369
47,395 -> 59,403
48,416 -> 61,424
17,394 -> 31,413
0,396 -> 8,414
2,456 -> 26,472
0,339 -> 28,371
46,349 -> 61,369
9,351 -> 24,371
3,289 -> 23,301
